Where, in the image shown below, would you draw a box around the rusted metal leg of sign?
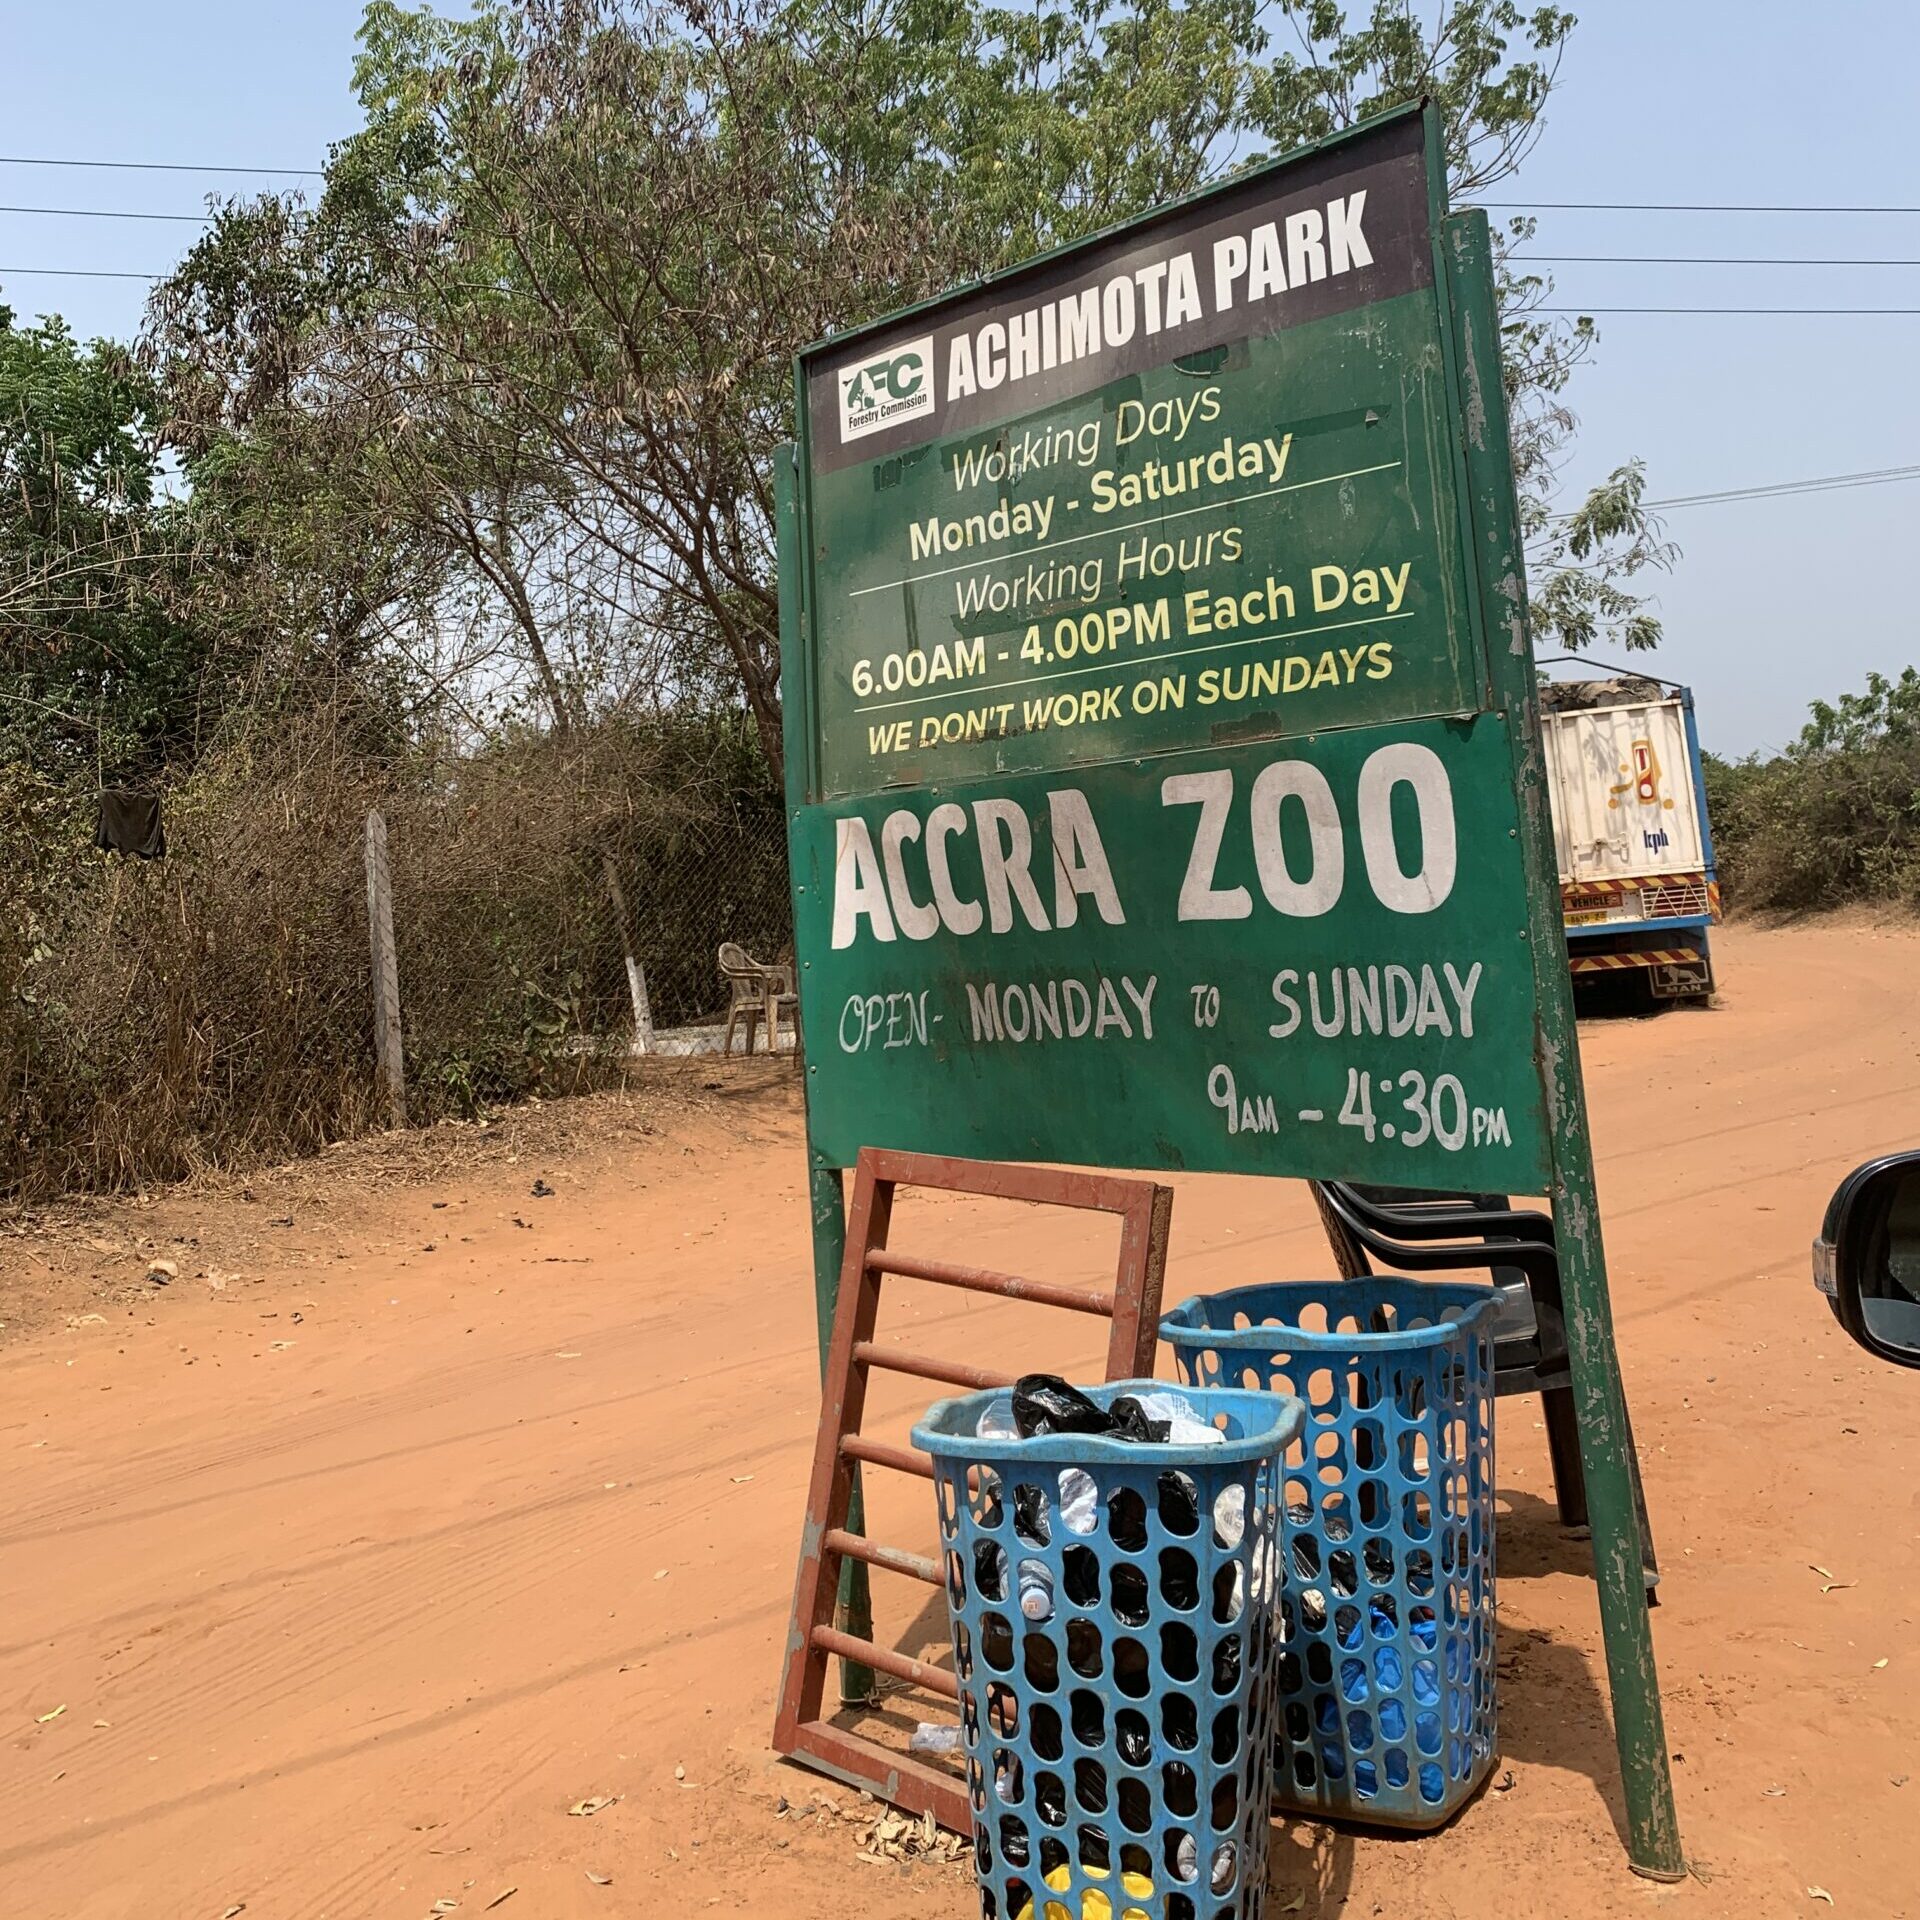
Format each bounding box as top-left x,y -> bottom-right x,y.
773,1148 -> 1172,1828
808,1164 -> 874,1704
1442,207 -> 1684,1880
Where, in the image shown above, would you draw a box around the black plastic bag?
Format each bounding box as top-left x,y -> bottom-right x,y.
1157,1470 -> 1200,1536
1013,1375 -> 1110,1437
1106,1395 -> 1171,1443
1211,1634 -> 1242,1693
1014,1483 -> 1051,1545
1035,1771 -> 1067,1825
1013,1375 -> 1169,1443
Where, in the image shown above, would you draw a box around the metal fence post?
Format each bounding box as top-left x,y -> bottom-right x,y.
363,808 -> 407,1129
598,849 -> 656,1055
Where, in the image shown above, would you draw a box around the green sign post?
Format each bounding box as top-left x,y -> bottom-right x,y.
779,103 -> 1682,1878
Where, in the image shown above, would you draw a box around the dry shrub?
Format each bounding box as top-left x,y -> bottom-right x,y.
1706,740 -> 1920,915
1,707 -> 788,1202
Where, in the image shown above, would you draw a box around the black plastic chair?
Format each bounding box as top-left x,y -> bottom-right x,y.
1308,1180 -> 1660,1599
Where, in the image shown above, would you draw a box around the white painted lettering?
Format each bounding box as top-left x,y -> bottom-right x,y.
1358,742 -> 1457,912
972,798 -> 1051,934
831,817 -> 896,949
1248,760 -> 1344,917
1163,769 -> 1251,921
881,811 -> 940,941
926,802 -> 983,935
1047,788 -> 1125,928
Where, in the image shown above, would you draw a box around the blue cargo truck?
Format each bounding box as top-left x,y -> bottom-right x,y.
1539,675 -> 1720,1001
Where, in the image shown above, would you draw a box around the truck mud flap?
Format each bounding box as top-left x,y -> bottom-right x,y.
1567,947 -> 1712,999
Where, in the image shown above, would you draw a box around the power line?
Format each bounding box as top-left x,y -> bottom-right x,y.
0,204 -> 212,224
0,154 -> 315,177
0,265 -> 161,280
1545,462 -> 1920,525
1542,304 -> 1920,315
1482,200 -> 1920,214
3,274 -> 1920,311
1644,463 -> 1920,510
3,274 -> 1904,307
1523,253 -> 1920,267
0,173 -> 1906,209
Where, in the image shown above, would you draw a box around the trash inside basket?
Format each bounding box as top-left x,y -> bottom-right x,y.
913,1380 -> 1306,1920
1160,1281 -> 1499,1830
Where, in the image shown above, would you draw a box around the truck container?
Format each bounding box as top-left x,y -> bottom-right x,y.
1539,676 -> 1720,1001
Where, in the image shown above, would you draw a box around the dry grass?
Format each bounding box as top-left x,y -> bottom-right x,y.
2,708 -> 789,1204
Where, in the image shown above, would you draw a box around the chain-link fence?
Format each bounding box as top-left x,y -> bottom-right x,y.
1,707 -> 793,1204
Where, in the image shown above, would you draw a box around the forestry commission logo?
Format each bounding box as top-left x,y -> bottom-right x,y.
837,334 -> 936,443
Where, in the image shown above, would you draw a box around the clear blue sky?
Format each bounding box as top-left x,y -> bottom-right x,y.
4,2 -> 1915,757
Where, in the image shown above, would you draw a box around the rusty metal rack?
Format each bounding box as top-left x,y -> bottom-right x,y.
772,1148 -> 1173,1829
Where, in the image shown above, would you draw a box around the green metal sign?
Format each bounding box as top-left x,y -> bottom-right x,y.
805,293 -> 1476,798
800,109 -> 1475,805
790,713 -> 1547,1186
780,108 -> 1682,1878
786,104 -> 1548,1192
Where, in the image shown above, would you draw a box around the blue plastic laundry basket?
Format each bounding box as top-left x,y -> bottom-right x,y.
1160,1281 -> 1498,1830
913,1381 -> 1306,1920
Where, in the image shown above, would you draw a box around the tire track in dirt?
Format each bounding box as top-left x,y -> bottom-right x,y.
14,1417 -> 784,1806
3,1598 -> 780,1879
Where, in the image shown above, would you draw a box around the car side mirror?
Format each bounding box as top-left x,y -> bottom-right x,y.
1815,1152 -> 1920,1369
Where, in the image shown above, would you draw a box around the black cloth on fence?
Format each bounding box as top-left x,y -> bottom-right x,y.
94,790 -> 166,860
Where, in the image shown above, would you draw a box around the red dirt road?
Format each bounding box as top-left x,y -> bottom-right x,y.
4,919 -> 1918,1919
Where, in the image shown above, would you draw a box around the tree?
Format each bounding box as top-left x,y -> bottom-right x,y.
0,304 -> 213,777
319,0 -> 1283,778
1243,1 -> 1676,653
1797,666 -> 1920,757
1704,667 -> 1920,913
145,0 -> 1669,781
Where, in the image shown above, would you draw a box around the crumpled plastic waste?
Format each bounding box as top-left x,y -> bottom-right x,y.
1135,1388 -> 1225,1447
1013,1375 -> 1169,1442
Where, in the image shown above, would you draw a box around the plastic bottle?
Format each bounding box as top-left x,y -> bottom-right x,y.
1057,1467 -> 1098,1534
1211,1843 -> 1237,1895
1018,1558 -> 1055,1621
1213,1482 -> 1246,1548
908,1722 -> 964,1755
